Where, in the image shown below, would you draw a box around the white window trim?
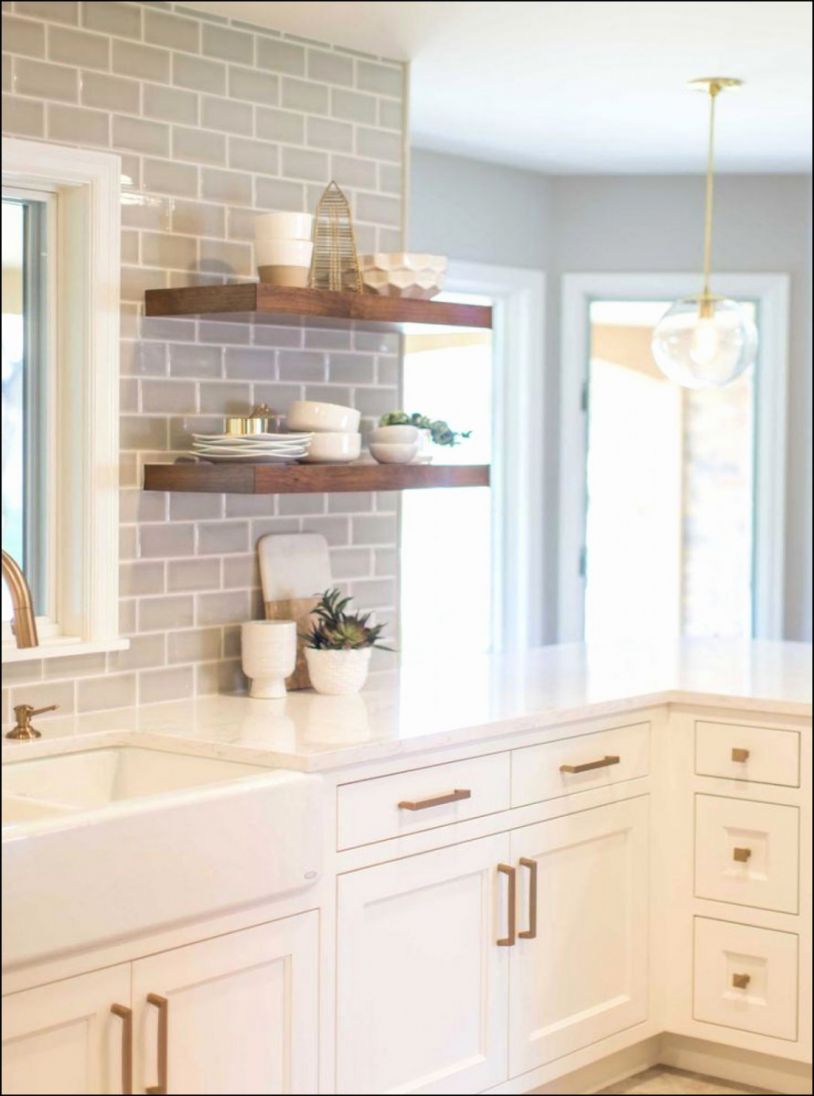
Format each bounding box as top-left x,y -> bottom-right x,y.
2,137 -> 126,663
558,272 -> 790,643
444,261 -> 546,653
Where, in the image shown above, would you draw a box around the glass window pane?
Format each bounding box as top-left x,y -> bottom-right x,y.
2,195 -> 49,621
400,303 -> 493,657
584,299 -> 756,643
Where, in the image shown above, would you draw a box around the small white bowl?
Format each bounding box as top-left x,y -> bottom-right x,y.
300,432 -> 361,463
369,441 -> 419,464
255,212 -> 314,240
368,425 -> 420,445
256,239 -> 313,267
287,400 -> 361,433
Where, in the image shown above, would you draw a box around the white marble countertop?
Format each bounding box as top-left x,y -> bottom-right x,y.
3,640 -> 811,773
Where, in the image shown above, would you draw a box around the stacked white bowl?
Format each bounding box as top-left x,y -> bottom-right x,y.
287,401 -> 362,463
255,212 -> 314,287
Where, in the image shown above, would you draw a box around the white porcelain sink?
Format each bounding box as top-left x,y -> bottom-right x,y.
2,740 -> 322,969
2,745 -> 270,820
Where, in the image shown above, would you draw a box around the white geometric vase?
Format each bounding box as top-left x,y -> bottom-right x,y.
304,647 -> 372,695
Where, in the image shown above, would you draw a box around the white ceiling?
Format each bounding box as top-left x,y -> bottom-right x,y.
189,2 -> 813,173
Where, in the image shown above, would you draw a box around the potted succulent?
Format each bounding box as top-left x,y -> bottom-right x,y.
303,588 -> 390,695
378,411 -> 471,463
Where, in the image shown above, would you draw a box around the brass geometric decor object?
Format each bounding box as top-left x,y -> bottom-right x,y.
308,181 -> 363,293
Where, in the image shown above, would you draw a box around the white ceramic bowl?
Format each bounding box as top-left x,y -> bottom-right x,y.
359,252 -> 448,299
369,441 -> 419,464
256,239 -> 313,267
368,425 -> 420,445
287,400 -> 361,434
300,432 -> 361,463
255,212 -> 314,240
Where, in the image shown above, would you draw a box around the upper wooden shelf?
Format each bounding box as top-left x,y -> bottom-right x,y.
144,284 -> 492,331
143,461 -> 490,495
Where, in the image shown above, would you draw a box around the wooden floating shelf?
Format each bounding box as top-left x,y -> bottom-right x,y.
144,284 -> 492,331
143,462 -> 491,495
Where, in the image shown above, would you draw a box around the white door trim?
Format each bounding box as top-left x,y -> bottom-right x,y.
558,272 -> 790,642
446,261 -> 546,652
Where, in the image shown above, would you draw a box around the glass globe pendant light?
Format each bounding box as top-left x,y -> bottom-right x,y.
651,77 -> 758,388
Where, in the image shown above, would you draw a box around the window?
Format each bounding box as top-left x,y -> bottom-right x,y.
2,137 -> 124,662
583,299 -> 756,642
2,192 -> 54,625
400,303 -> 494,657
559,274 -> 789,643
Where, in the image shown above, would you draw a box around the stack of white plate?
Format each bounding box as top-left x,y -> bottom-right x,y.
191,432 -> 312,463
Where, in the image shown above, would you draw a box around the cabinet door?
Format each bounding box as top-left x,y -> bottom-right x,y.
509,797 -> 649,1075
337,834 -> 510,1094
132,913 -> 318,1096
2,965 -> 132,1095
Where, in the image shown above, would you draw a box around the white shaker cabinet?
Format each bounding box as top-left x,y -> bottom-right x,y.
336,833 -> 511,1095
131,913 -> 319,1095
508,797 -> 650,1076
2,913 -> 318,1096
2,965 -> 132,1095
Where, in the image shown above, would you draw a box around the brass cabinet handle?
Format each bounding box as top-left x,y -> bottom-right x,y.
398,788 -> 471,811
731,747 -> 750,762
518,858 -> 537,940
145,994 -> 169,1095
110,1004 -> 133,1095
560,755 -> 620,774
733,847 -> 752,862
497,863 -> 516,947
732,973 -> 751,989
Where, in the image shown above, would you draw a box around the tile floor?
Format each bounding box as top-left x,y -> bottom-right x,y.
598,1066 -> 771,1094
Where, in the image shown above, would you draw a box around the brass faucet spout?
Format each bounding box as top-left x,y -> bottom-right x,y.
2,550 -> 39,649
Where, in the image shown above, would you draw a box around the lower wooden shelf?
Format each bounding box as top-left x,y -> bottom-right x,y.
143,461 -> 490,494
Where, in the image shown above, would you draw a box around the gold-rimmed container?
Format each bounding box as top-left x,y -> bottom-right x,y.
224,404 -> 278,435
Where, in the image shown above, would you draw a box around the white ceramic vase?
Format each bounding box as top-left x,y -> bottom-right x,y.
411,428 -> 434,463
305,647 -> 372,695
241,620 -> 297,698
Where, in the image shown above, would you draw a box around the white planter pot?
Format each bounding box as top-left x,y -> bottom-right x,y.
410,428 -> 434,463
241,620 -> 297,698
305,647 -> 372,695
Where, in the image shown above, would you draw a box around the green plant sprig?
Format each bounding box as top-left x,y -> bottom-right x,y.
303,587 -> 391,651
378,410 -> 472,447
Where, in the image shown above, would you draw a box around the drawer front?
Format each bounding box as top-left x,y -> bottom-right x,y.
337,752 -> 510,850
695,721 -> 800,787
694,917 -> 798,1041
695,795 -> 799,913
511,722 -> 650,807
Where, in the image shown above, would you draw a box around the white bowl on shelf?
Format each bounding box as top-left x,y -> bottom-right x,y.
255,212 -> 314,240
369,441 -> 419,464
368,425 -> 420,445
359,253 -> 448,299
287,400 -> 361,434
300,432 -> 361,463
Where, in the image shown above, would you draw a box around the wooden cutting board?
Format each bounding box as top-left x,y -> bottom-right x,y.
258,533 -> 332,691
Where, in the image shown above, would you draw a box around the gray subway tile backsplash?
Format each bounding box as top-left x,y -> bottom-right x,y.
1,0 -> 404,716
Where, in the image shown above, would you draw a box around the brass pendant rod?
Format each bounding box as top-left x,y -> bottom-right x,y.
701,82 -> 720,301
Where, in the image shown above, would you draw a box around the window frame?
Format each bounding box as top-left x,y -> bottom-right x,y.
558,272 -> 790,642
2,137 -> 126,663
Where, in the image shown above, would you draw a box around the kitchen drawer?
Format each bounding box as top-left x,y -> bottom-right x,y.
695,795 -> 799,913
511,721 -> 650,807
694,917 -> 798,1041
337,752 -> 510,849
695,720 -> 800,787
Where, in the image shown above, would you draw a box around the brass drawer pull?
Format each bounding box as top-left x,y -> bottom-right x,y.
110,1004 -> 133,1095
497,863 -> 516,947
146,993 -> 169,1095
732,973 -> 751,989
560,755 -> 620,774
518,857 -> 537,940
398,788 -> 471,811
731,747 -> 750,762
733,847 -> 752,862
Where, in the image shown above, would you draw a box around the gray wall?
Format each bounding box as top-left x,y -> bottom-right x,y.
411,149 -> 812,642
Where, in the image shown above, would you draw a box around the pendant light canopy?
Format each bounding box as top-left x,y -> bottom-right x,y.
651,78 -> 758,389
